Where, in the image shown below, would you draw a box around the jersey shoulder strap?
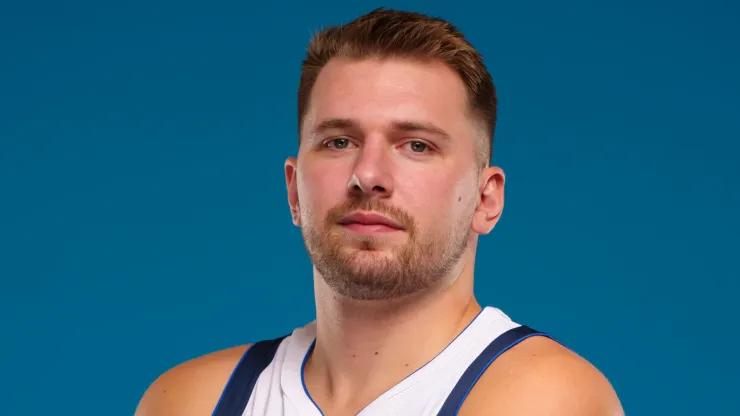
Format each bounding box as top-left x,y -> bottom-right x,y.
212,335 -> 288,416
437,325 -> 552,416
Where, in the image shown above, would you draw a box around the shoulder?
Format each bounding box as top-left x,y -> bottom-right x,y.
459,335 -> 624,416
134,343 -> 252,416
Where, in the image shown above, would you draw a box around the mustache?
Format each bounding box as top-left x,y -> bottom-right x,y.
325,198 -> 415,231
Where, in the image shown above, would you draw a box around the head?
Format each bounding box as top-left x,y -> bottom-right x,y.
285,8 -> 504,301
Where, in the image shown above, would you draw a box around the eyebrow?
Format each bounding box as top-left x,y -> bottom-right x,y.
312,118 -> 357,135
311,118 -> 452,141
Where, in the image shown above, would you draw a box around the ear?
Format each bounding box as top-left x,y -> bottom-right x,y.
285,157 -> 301,226
471,166 -> 505,235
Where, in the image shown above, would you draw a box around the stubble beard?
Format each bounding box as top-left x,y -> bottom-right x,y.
301,199 -> 472,301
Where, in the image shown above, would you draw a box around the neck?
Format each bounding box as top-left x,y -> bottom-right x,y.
303,253 -> 481,412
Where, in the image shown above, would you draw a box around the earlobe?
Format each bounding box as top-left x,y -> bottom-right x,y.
284,158 -> 301,226
471,166 -> 505,235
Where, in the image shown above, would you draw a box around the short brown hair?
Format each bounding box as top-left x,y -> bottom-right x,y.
297,7 -> 498,165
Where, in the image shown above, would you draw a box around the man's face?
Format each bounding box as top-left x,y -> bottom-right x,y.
286,58 -> 503,300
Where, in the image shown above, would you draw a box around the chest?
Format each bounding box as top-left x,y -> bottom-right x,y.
242,356 -> 468,416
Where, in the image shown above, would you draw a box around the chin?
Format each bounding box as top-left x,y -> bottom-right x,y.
343,249 -> 400,269
343,245 -> 395,257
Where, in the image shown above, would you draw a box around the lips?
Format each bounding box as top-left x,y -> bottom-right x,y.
337,212 -> 404,230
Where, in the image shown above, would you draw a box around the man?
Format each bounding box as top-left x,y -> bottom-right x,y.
136,8 -> 624,416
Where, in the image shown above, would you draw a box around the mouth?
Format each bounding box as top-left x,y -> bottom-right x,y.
337,212 -> 405,234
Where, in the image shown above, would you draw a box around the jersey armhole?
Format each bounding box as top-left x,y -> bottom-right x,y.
436,325 -> 555,416
212,336 -> 288,416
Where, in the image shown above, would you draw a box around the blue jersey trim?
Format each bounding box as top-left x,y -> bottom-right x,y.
298,307 -> 489,415
300,340 -> 326,415
436,325 -> 552,416
211,343 -> 255,416
211,335 -> 287,416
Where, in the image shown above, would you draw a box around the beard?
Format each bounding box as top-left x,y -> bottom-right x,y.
300,197 -> 472,301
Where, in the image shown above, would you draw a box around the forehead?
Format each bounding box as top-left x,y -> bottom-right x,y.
302,58 -> 472,138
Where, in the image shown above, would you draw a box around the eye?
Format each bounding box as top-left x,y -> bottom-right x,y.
406,140 -> 431,153
325,137 -> 355,149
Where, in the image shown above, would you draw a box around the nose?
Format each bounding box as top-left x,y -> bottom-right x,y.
347,140 -> 393,199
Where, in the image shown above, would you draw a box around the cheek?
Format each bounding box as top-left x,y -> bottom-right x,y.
429,173 -> 479,222
297,162 -> 348,219
400,174 -> 466,224
453,173 -> 481,216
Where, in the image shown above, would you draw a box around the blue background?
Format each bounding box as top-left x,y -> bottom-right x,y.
1,0 -> 738,414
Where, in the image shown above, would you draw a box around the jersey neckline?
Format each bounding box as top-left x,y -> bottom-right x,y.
279,306 -> 503,415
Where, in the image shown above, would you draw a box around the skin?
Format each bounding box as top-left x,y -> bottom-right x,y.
135,58 -> 624,416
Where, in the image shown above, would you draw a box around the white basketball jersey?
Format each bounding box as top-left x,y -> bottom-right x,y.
219,306 -> 534,416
